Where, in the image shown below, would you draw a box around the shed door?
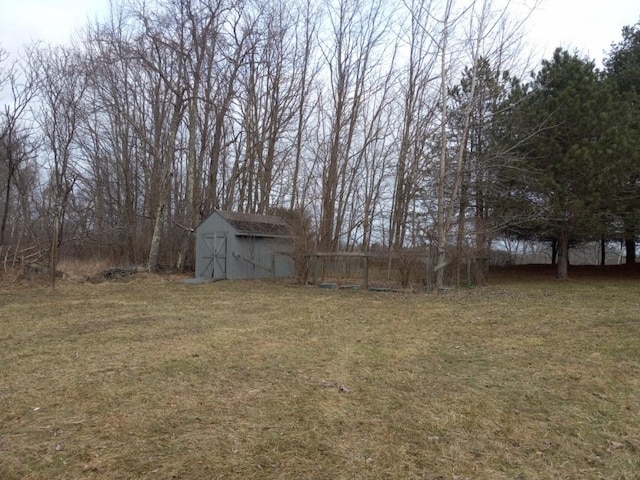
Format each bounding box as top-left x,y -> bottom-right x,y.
202,234 -> 227,279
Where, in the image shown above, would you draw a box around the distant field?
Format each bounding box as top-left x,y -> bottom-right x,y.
1,273 -> 639,479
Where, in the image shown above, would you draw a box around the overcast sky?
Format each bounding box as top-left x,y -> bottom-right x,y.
1,0 -> 638,66
526,0 -> 639,65
0,0 -> 105,52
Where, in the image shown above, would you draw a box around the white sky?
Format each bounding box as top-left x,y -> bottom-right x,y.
0,0 -> 638,66
0,0 -> 106,53
526,0 -> 639,66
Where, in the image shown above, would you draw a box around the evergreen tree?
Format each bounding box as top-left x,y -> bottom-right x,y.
497,49 -> 626,279
605,21 -> 640,264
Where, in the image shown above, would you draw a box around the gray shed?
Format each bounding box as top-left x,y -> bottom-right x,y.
194,210 -> 294,280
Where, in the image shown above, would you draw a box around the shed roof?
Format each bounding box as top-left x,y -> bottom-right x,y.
216,210 -> 291,237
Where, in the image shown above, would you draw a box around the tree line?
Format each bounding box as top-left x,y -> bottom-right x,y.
0,0 -> 638,287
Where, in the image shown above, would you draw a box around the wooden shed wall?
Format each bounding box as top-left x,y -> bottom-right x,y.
195,212 -> 293,280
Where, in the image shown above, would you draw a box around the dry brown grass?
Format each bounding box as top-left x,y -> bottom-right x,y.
1,273 -> 639,479
56,258 -> 115,279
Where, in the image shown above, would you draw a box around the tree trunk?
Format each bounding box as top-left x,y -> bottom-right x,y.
0,170 -> 14,247
435,10 -> 450,291
175,225 -> 193,272
148,202 -> 165,273
148,83 -> 183,272
551,239 -> 558,265
435,0 -> 481,289
556,234 -> 569,280
50,210 -> 60,292
625,238 -> 636,264
176,89 -> 200,272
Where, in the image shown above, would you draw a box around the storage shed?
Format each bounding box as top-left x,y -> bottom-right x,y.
194,210 -> 294,280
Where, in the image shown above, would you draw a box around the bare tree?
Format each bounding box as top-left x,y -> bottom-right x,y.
111,0 -> 192,272
80,3 -> 147,263
28,45 -> 88,290
425,0 -> 524,289
317,0 -> 391,251
0,51 -> 37,255
388,0 -> 440,250
289,1 -> 320,212
205,4 -> 252,214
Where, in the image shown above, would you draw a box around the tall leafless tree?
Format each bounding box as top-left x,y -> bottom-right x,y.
0,50 -> 36,255
317,0 -> 391,251
28,45 -> 88,290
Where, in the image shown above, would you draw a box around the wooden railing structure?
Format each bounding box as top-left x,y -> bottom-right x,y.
305,251 -> 488,290
306,251 -> 431,290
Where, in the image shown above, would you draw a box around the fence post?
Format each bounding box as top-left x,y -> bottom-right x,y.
363,254 -> 369,290
312,255 -> 318,285
425,257 -> 432,292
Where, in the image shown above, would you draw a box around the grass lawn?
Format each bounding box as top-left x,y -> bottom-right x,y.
1,272 -> 639,479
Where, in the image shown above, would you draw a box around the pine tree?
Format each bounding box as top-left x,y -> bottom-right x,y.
497,49 -> 626,279
605,21 -> 640,264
